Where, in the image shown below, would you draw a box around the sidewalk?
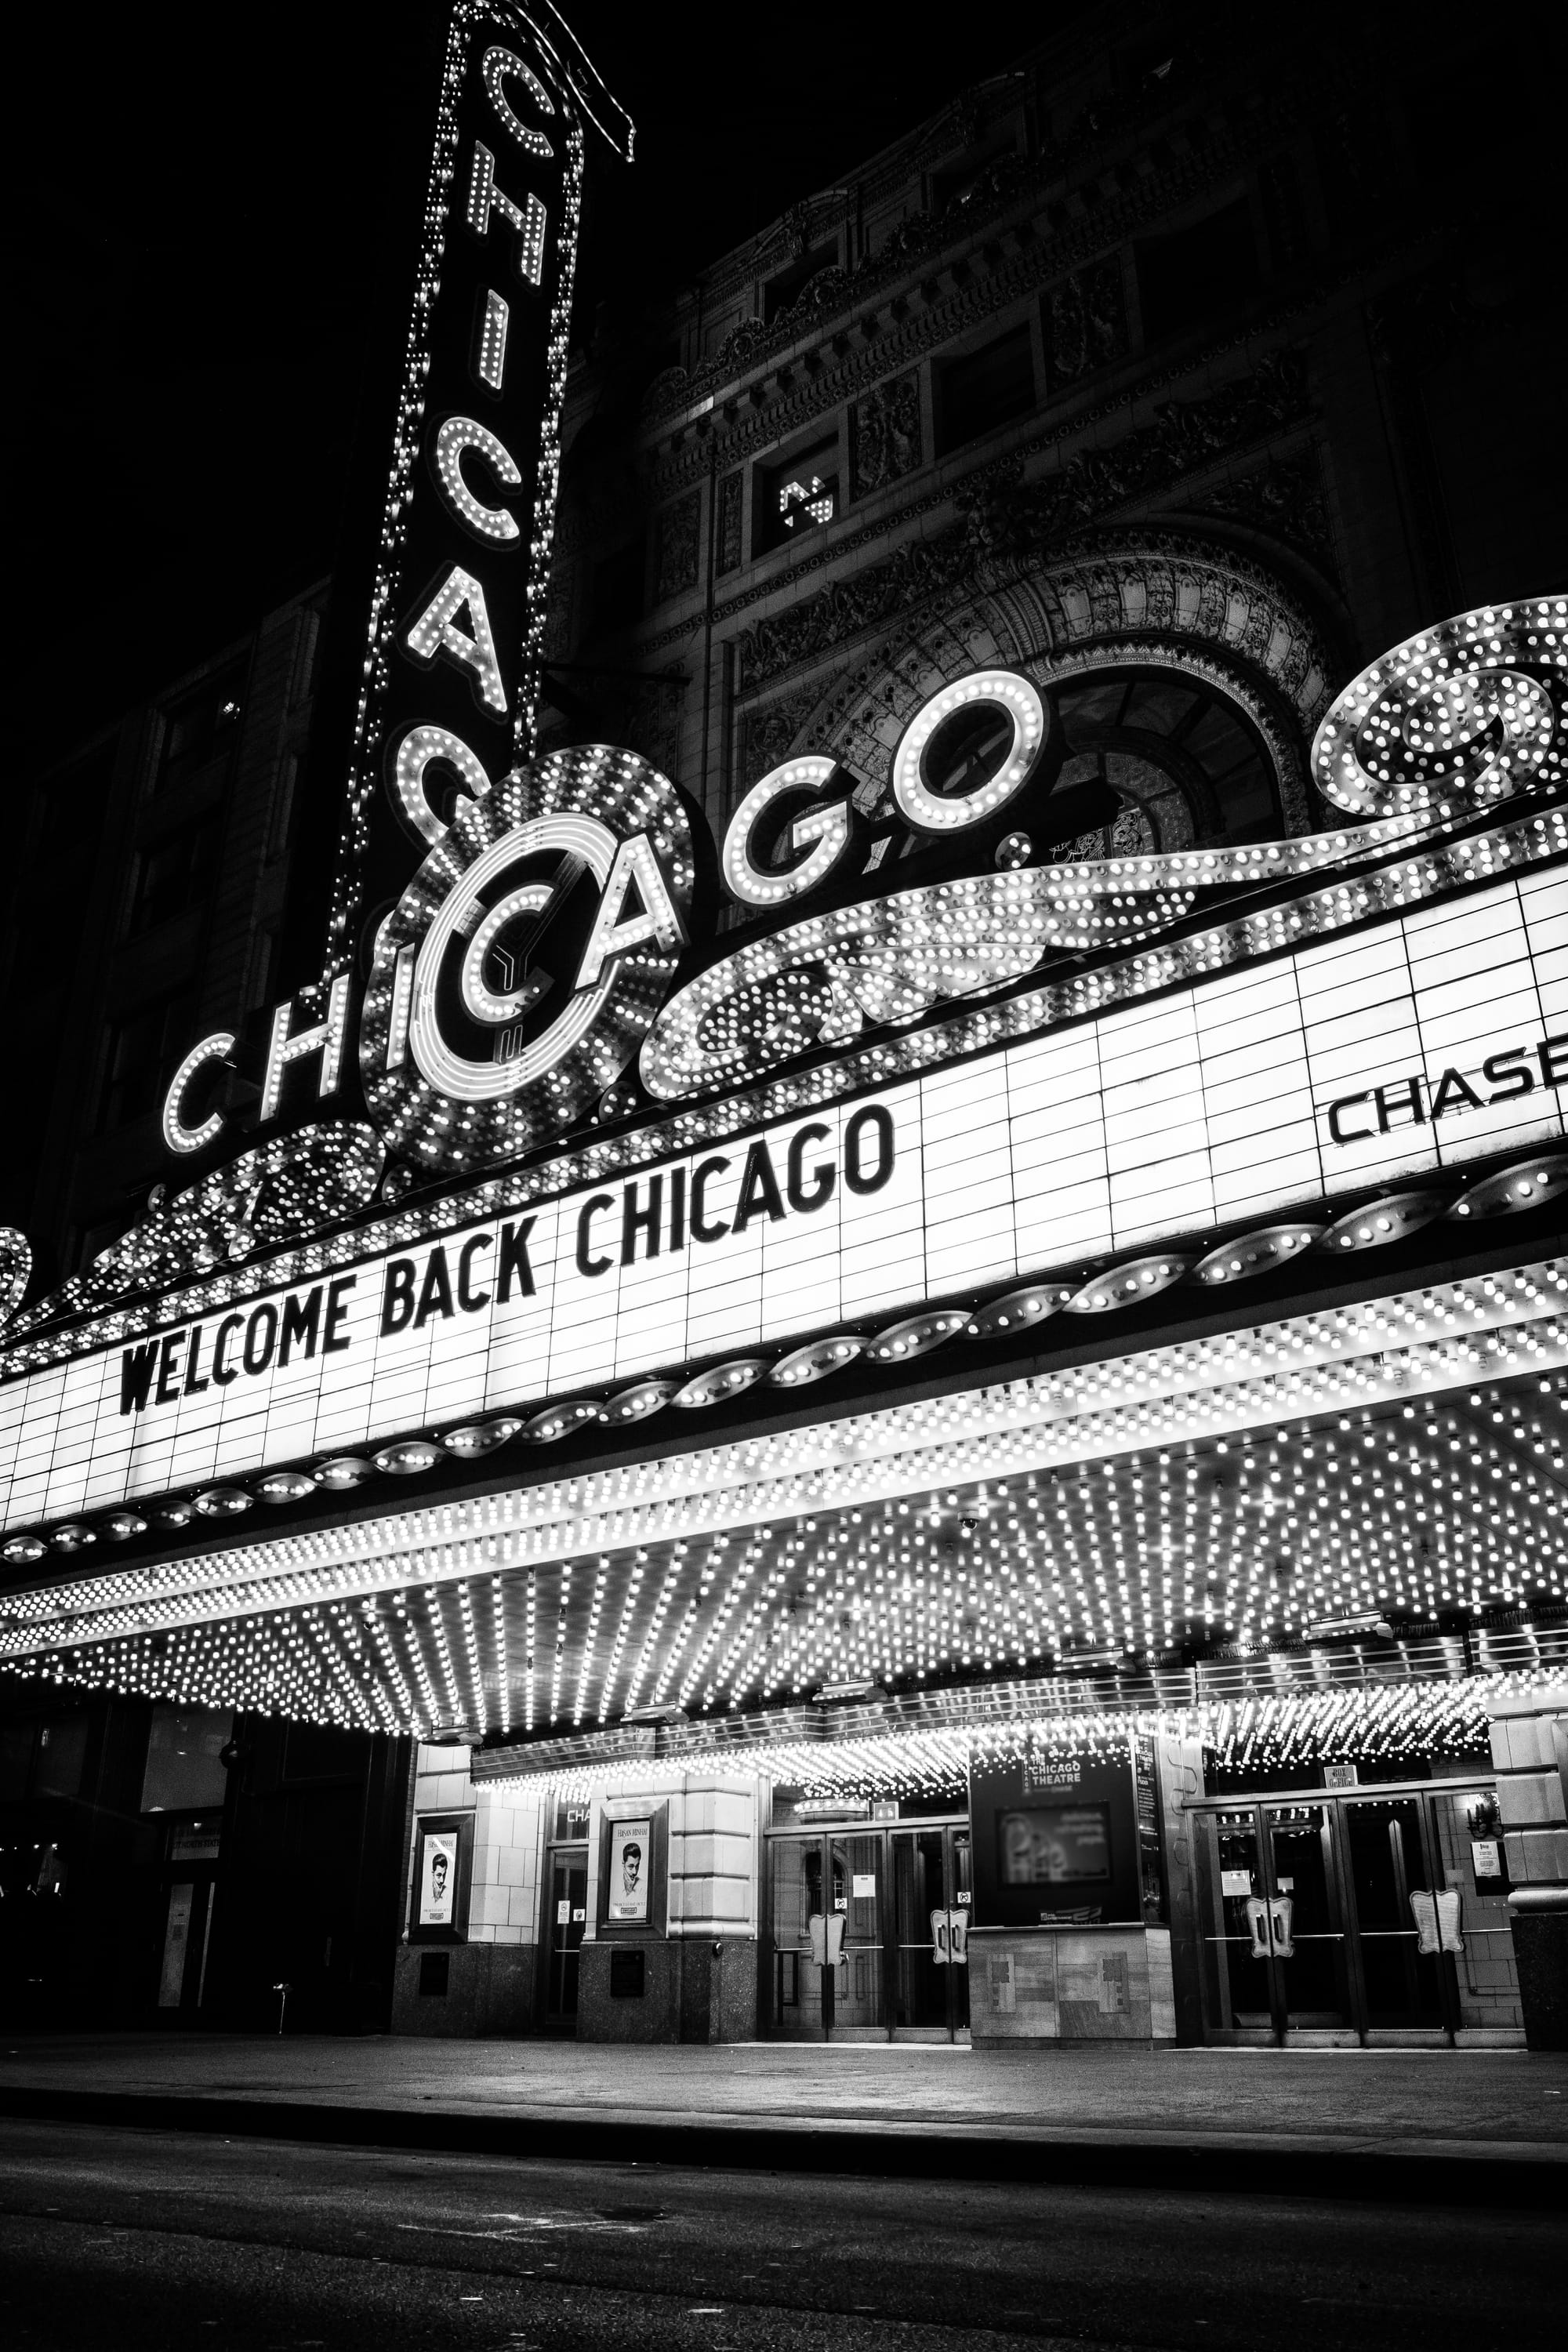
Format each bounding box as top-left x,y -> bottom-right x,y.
2,2034 -> 1565,2205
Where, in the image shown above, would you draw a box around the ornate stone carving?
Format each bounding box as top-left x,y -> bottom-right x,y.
655,489 -> 701,604
1194,443 -> 1336,571
736,533 -> 979,692
736,683 -> 830,789
849,372 -> 922,500
1044,256 -> 1127,387
739,351 -> 1312,688
749,531 -> 1338,844
645,15 -> 1287,426
717,470 -> 744,576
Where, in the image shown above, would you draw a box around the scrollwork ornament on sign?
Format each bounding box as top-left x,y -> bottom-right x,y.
642,603 -> 1568,1100
0,1229 -> 31,1331
361,743 -> 695,1174
1310,601 -> 1564,820
6,1127 -> 386,1337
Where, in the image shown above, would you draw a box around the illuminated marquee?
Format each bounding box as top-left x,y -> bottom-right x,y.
180,400 -> 1568,1178
0,868 -> 1561,1535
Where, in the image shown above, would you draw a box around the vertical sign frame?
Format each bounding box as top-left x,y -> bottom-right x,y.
317,3 -> 632,1004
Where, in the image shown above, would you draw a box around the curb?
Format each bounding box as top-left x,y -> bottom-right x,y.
1,2085 -> 1562,2209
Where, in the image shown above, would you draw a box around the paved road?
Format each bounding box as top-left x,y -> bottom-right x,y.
5,2033 -> 1566,2152
0,2120 -> 1561,2352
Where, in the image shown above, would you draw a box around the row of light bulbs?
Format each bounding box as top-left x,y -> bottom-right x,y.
4,1143 -> 1563,1571
5,1259 -> 1565,1671
6,1285 -> 1566,1744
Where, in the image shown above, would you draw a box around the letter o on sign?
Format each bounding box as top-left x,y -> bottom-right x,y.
891,668 -> 1049,833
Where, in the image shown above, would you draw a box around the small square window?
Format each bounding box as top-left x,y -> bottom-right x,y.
755,436 -> 839,556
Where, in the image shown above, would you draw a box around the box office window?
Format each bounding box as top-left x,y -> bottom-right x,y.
34,1717 -> 90,1800
997,1802 -> 1112,1888
140,1705 -> 233,1813
935,324 -> 1035,456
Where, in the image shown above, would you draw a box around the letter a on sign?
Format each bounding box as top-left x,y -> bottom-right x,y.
403,566 -> 509,714
575,834 -> 688,989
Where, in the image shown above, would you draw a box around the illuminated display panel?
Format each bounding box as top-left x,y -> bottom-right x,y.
0,871 -> 1561,1534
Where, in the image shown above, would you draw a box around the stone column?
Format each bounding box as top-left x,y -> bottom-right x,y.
390,1742 -> 546,2034
1488,1682 -> 1568,2049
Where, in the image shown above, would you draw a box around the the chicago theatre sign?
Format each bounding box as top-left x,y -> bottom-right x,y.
0,1 -> 1565,1564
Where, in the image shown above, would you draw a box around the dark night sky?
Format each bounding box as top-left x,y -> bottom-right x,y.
13,0 -> 1063,768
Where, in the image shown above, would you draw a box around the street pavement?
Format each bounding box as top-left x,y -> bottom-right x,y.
2,2031 -> 1565,2154
0,2116 -> 1563,2352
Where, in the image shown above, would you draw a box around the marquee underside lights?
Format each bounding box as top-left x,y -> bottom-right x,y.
481,1679 -> 1504,1798
3,1293 -> 1568,1740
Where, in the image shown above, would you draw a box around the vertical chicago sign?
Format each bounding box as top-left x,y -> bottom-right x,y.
285,4 -> 688,1181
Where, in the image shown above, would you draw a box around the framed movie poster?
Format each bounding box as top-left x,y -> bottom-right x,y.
596,1801 -> 667,1936
608,1817 -> 652,1923
408,1812 -> 474,1944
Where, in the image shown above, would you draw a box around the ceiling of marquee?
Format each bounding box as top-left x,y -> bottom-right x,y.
13,1363 -> 1566,1743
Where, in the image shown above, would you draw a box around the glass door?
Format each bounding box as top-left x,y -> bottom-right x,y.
767,1819 -> 971,2041
1262,1801 -> 1351,2031
544,1847 -> 587,2025
768,1834 -> 828,2041
833,1835 -> 886,2038
891,1828 -> 946,2032
890,1826 -> 971,2038
1341,1795 -> 1450,2032
1197,1806 -> 1276,2038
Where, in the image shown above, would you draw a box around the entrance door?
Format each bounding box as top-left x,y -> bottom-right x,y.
1199,1807 -> 1276,2037
1262,1801 -> 1352,2032
544,1848 -> 587,2026
156,1880 -> 216,2013
1341,1795 -> 1450,2034
890,1826 -> 971,2039
834,1834 -> 886,2038
767,1820 -> 971,2042
1194,1783 -> 1478,2044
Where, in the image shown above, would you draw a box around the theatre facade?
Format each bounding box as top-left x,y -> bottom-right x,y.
2,5 -> 1566,2049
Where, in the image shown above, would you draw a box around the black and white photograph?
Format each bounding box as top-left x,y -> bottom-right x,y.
416,1828 -> 459,1932
0,2 -> 1564,2346
607,1817 -> 652,1924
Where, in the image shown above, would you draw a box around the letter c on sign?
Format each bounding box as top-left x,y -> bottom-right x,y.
577,1195 -> 614,1277
481,45 -> 555,159
212,1313 -> 244,1387
162,1032 -> 236,1156
690,1156 -> 731,1243
786,1123 -> 836,1213
1327,1092 -> 1374,1145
